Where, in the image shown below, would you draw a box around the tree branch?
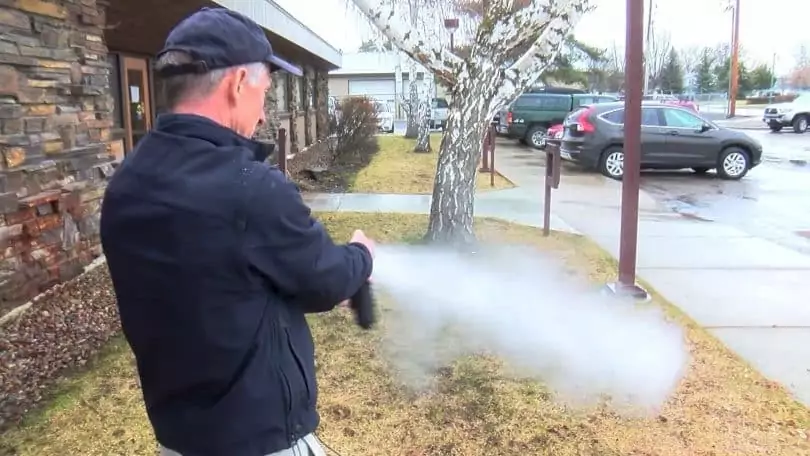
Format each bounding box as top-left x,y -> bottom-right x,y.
349,0 -> 465,85
493,0 -> 591,107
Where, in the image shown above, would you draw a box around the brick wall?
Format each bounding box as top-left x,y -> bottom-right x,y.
0,0 -> 117,315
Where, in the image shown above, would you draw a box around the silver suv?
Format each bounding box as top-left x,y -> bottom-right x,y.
762,93 -> 810,133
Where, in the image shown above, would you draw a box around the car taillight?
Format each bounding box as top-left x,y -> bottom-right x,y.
574,107 -> 595,133
507,112 -> 513,124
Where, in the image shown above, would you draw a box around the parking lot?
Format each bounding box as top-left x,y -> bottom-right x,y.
540,129 -> 810,255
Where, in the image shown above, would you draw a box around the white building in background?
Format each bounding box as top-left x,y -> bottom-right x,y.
327,51 -> 449,118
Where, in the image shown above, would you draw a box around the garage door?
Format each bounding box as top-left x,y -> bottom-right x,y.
348,78 -> 396,104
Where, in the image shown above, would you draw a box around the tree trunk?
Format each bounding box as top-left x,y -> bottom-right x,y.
414,77 -> 432,153
414,104 -> 431,152
404,62 -> 419,138
424,98 -> 487,246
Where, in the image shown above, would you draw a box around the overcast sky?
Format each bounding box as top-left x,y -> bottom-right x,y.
274,0 -> 808,74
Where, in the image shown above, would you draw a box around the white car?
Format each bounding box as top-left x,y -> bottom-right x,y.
429,98 -> 449,130
762,93 -> 810,133
374,102 -> 395,133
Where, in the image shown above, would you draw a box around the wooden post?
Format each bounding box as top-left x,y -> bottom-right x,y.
277,128 -> 287,175
480,128 -> 491,172
489,124 -> 496,187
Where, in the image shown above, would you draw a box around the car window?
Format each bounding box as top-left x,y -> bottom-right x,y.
432,98 -> 449,108
515,95 -> 571,110
574,96 -> 596,107
596,96 -> 617,104
600,109 -> 624,124
641,108 -> 662,126
663,108 -> 705,129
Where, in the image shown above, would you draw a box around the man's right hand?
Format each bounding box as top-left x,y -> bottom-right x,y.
350,229 -> 376,259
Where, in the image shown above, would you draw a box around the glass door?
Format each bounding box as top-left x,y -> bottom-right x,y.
121,56 -> 153,152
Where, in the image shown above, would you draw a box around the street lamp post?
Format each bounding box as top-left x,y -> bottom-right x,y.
444,18 -> 459,52
607,0 -> 649,301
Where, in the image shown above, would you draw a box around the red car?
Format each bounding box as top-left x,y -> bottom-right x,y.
547,123 -> 564,139
643,94 -> 699,112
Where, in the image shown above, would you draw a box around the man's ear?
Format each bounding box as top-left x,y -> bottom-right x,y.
230,67 -> 249,100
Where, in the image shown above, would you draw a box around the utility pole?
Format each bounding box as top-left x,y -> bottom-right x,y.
642,0 -> 654,95
607,0 -> 648,301
727,0 -> 741,117
771,53 -> 777,89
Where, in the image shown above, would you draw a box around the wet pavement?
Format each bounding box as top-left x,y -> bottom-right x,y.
638,129 -> 810,256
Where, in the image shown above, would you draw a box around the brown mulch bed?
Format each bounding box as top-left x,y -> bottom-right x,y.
0,264 -> 119,432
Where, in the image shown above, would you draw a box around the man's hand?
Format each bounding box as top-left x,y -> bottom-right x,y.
350,229 -> 376,258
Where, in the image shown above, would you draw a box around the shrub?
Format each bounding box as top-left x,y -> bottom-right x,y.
332,96 -> 379,161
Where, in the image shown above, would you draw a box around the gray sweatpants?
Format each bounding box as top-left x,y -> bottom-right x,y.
159,433 -> 327,456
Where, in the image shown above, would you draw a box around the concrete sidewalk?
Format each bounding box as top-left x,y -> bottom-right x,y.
303,189 -> 577,234
493,141 -> 810,406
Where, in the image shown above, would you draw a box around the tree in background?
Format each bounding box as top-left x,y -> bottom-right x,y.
658,49 -> 684,94
748,64 -> 775,90
790,44 -> 810,90
643,30 -> 672,91
349,0 -> 590,244
695,49 -> 716,93
541,36 -> 606,89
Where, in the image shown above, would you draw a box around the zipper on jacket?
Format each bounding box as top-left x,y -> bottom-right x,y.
285,327 -> 312,402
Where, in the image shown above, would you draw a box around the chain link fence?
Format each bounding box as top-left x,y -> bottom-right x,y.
693,93 -> 730,116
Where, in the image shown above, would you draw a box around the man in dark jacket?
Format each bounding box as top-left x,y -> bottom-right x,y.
99,7 -> 375,456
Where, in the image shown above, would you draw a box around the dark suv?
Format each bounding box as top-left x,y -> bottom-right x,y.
499,93 -> 617,148
559,102 -> 763,180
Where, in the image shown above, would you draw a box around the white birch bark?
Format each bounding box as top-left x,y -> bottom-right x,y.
350,0 -> 591,245
405,62 -> 420,138
414,76 -> 433,153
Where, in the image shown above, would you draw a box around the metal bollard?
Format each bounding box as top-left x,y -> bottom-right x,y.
543,137 -> 561,236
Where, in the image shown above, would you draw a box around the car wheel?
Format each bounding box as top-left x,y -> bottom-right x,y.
692,167 -> 710,175
526,125 -> 547,150
716,147 -> 750,180
769,124 -> 783,132
599,146 -> 624,180
793,115 -> 808,134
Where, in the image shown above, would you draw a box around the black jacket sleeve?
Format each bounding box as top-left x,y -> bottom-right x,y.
243,167 -> 373,312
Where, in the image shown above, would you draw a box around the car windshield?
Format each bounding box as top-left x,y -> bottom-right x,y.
432,98 -> 449,108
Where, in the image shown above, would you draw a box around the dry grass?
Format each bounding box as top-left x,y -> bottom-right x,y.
2,213 -> 809,456
350,135 -> 514,194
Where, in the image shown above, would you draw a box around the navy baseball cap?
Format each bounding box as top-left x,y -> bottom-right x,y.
156,7 -> 303,77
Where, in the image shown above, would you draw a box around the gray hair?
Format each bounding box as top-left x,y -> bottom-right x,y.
154,51 -> 268,111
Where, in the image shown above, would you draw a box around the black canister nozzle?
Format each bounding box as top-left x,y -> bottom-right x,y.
349,281 -> 376,330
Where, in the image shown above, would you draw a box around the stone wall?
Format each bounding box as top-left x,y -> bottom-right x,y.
315,69 -> 328,140
286,72 -> 299,155
0,0 -> 117,314
302,66 -> 313,147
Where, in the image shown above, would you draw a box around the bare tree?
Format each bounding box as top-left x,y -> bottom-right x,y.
644,30 -> 672,91
679,45 -> 702,73
349,0 -> 590,244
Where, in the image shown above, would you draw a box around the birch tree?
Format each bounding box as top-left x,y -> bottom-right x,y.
351,0 -> 590,245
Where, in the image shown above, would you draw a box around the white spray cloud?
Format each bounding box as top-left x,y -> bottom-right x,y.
370,243 -> 689,415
